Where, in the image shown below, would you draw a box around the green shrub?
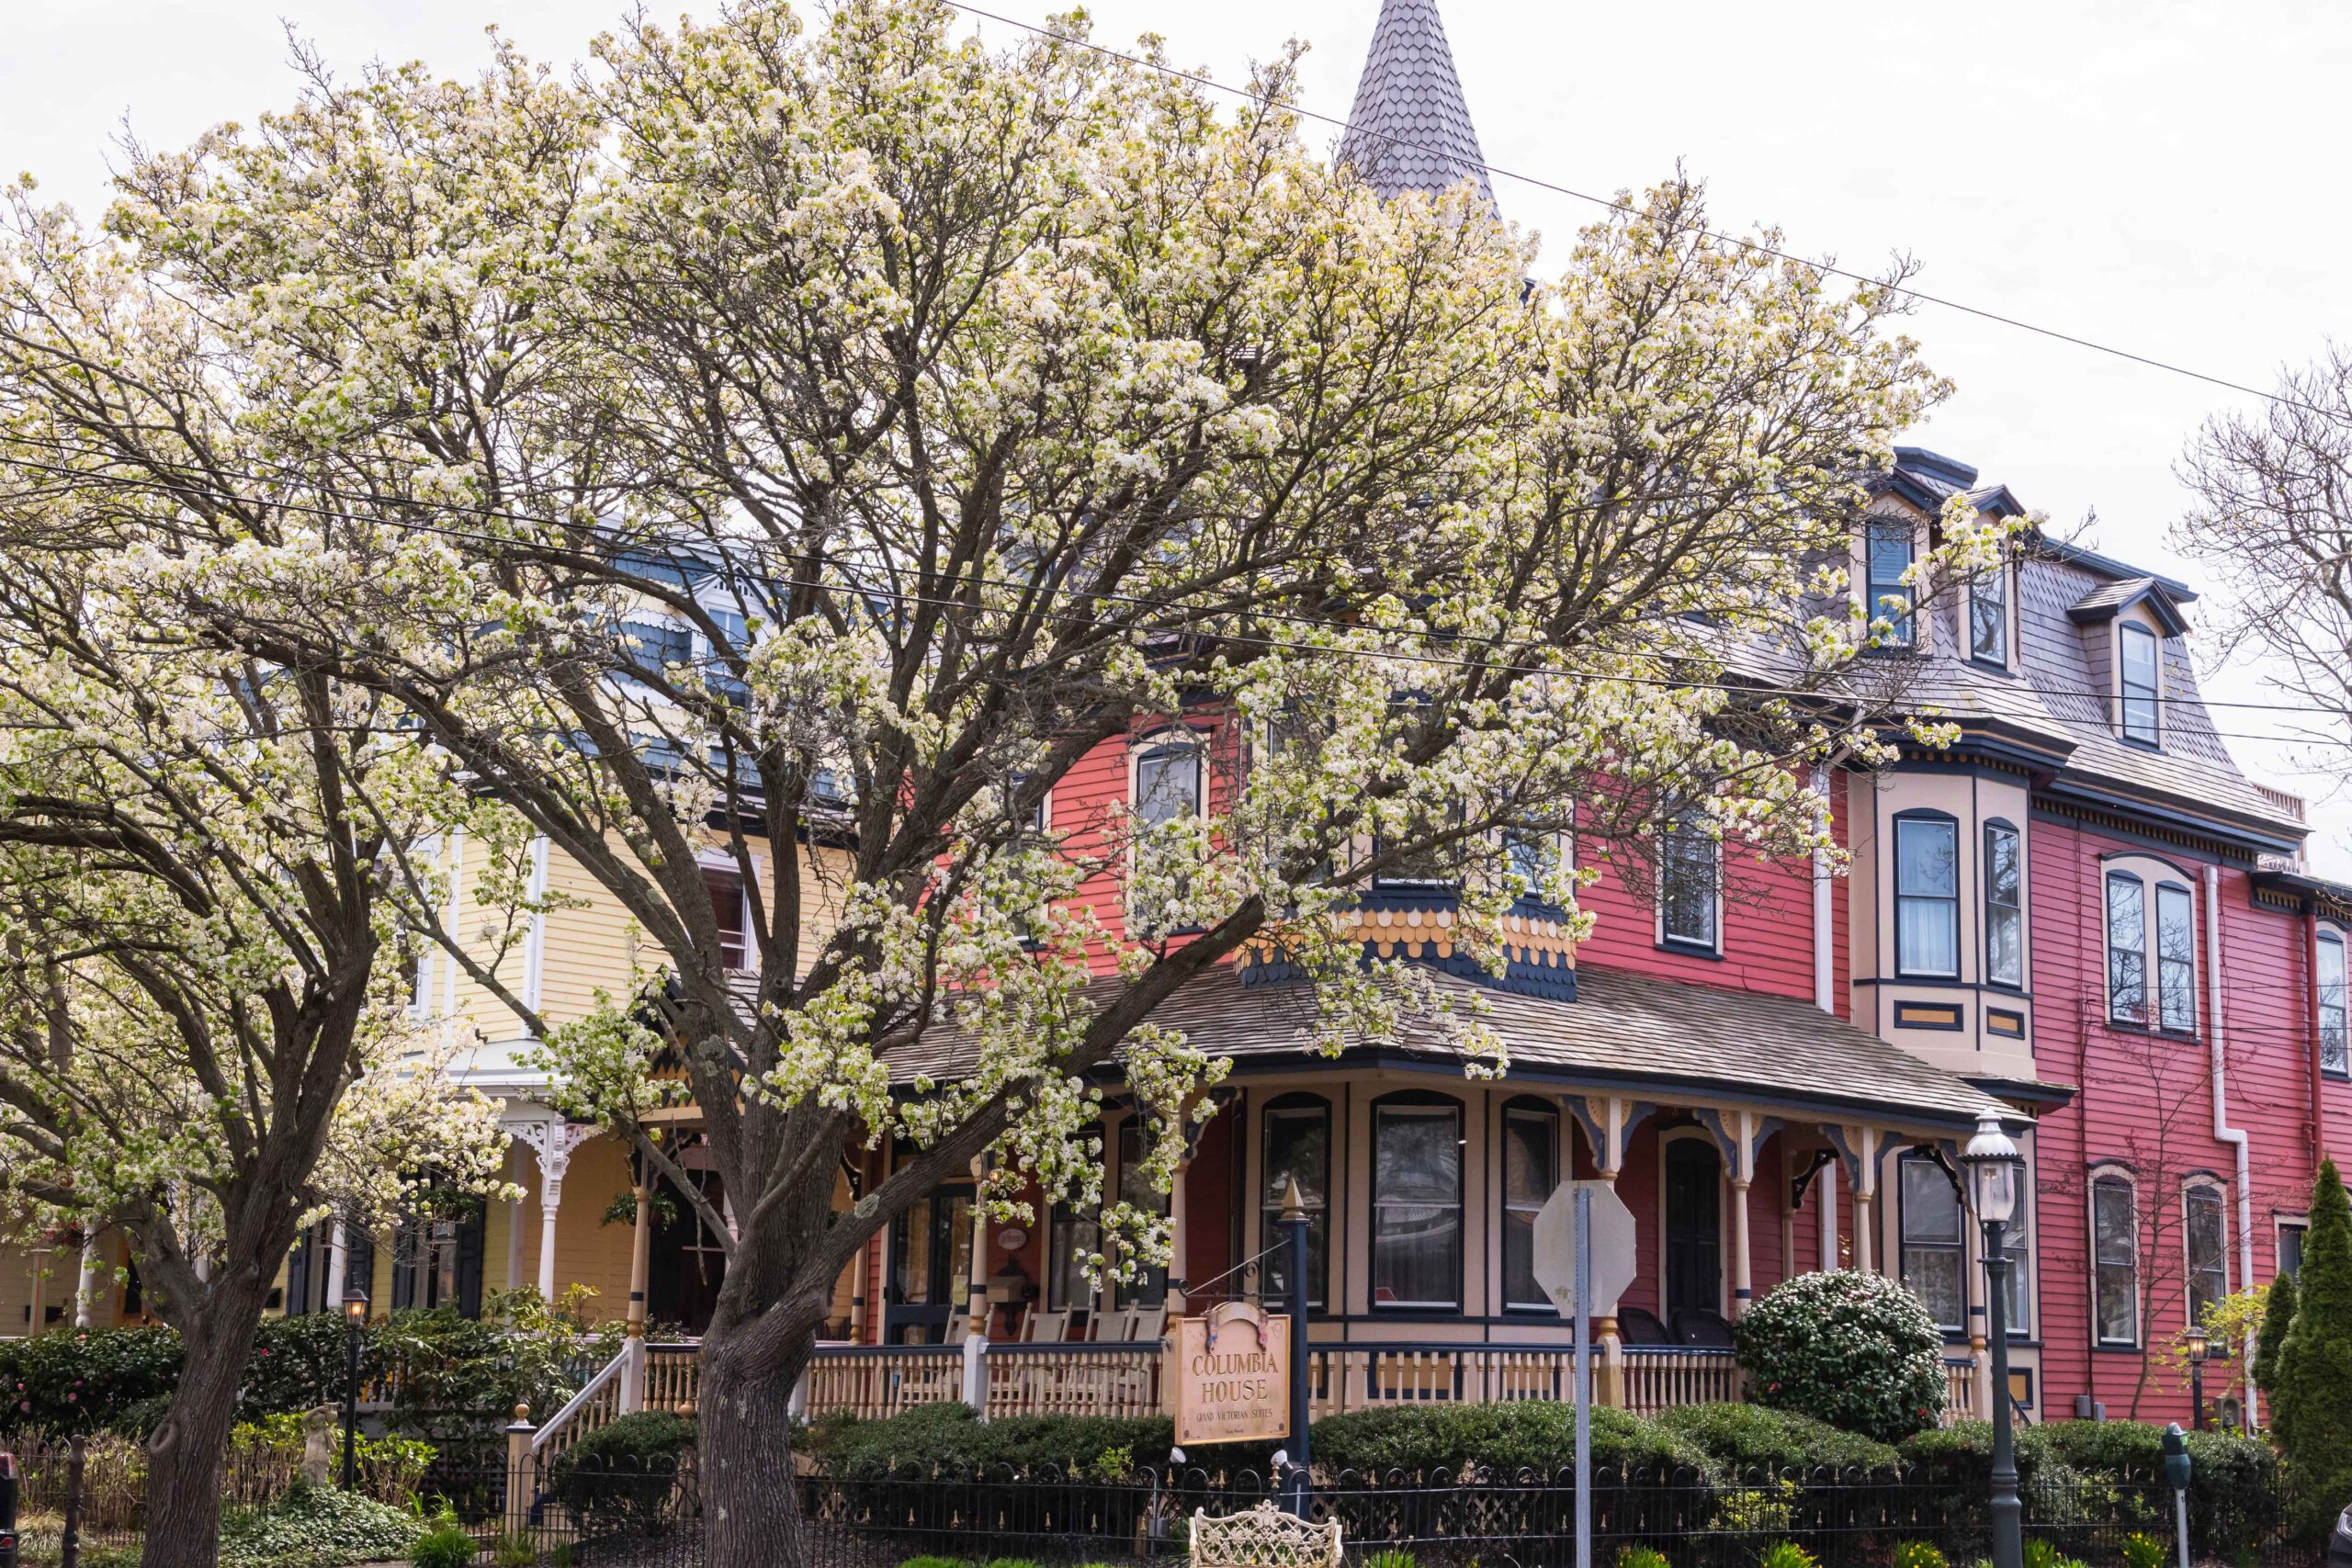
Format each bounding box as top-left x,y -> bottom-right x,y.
2119,1533 -> 2165,1568
1361,1551 -> 1419,1568
548,1410 -> 696,1533
2275,1159 -> 2352,1540
2255,1270 -> 2297,1418
1615,1550 -> 1669,1568
979,1560 -> 1042,1568
410,1506 -> 477,1568
0,1325 -> 182,1436
897,1558 -> 969,1568
1653,1404 -> 1899,1473
217,1481 -> 424,1568
1309,1402 -> 1712,1480
1715,1478 -> 1799,1534
1891,1542 -> 1948,1568
1735,1270 -> 1947,1442
1756,1542 -> 1818,1568
2033,1420 -> 2273,1555
492,1533 -> 537,1568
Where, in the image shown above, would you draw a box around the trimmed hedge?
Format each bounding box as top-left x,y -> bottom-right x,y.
1312,1403 -> 1711,1481
1652,1404 -> 1898,1473
802,1404 -> 1250,1479
548,1410 -> 697,1531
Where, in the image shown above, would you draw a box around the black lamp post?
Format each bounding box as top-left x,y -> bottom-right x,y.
339,1287 -> 368,1491
1962,1114 -> 2026,1568
2184,1325 -> 2210,1432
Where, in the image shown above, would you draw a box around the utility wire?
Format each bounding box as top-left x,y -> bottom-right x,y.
5,434 -> 2347,739
943,0 -> 2330,422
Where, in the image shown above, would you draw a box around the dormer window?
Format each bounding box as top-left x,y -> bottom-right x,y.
1969,561 -> 2008,667
1867,522 -> 1916,648
2120,624 -> 2161,745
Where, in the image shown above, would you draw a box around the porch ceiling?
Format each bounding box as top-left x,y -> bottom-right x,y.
895,961 -> 2024,1134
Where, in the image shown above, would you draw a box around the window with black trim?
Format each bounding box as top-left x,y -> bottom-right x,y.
2120,624 -> 2161,745
1971,561 -> 2009,666
2106,874 -> 2148,1025
2320,931 -> 2348,1077
2092,1172 -> 2139,1346
1371,1095 -> 1463,1309
1261,1095 -> 1329,1310
1501,1100 -> 1557,1310
1115,1121 -> 1170,1309
1894,814 -> 1960,978
1867,521 -> 1916,648
2156,883 -> 2196,1033
1984,820 -> 2024,989
1659,814 -> 1720,951
1898,1155 -> 1964,1331
2185,1181 -> 2228,1323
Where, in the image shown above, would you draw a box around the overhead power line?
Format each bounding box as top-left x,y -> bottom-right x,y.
5,438 -> 2352,750
941,0 -> 2329,421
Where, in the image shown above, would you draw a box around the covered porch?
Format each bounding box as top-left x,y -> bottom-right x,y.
801,963 -> 2028,1428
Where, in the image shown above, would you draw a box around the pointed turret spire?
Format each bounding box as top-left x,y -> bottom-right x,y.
1334,0 -> 1494,206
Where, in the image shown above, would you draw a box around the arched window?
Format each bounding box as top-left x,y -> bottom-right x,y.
1260,1094 -> 1329,1310
1370,1092 -> 1463,1310
1500,1098 -> 1558,1311
1894,812 -> 1961,978
2105,873 -> 2147,1024
2183,1179 -> 2229,1325
2090,1168 -> 2139,1347
2318,929 -> 2347,1078
1984,820 -> 2024,989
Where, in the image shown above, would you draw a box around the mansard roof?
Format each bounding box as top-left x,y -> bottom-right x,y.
1335,0 -> 1494,205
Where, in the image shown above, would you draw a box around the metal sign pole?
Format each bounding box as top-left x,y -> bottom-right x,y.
1574,1185 -> 1592,1568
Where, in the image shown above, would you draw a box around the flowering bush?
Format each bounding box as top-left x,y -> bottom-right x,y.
1733,1270 -> 1947,1441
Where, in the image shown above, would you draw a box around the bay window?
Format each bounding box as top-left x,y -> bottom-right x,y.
1371,1095 -> 1463,1310
1894,815 -> 1960,977
1984,820 -> 2023,988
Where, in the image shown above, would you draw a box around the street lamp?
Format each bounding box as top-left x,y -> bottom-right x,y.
2184,1325 -> 2211,1432
340,1287 -> 369,1491
1961,1114 -> 2026,1568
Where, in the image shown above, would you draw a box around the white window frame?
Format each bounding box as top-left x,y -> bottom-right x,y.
2278,1216 -> 2310,1279
1984,819 -> 2025,990
1865,519 -> 1917,649
2090,1167 -> 2140,1348
2319,929 -> 2348,1079
2105,872 -> 2148,1026
2119,623 -> 2162,746
1893,813 -> 1962,979
1499,1100 -> 1558,1312
1657,814 -> 1723,953
2154,881 -> 2198,1034
696,850 -> 757,974
1969,559 -> 2011,668
2182,1178 -> 2230,1327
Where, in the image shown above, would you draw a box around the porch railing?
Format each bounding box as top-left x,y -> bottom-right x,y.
804,1342 -> 965,1420
1616,1346 -> 1743,1415
643,1340 -> 701,1414
983,1340 -> 1162,1418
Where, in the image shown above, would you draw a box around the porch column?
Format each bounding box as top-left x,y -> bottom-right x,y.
329,1220 -> 350,1307
1826,1124 -> 1883,1274
1820,1161 -> 1839,1274
74,1234 -> 103,1328
27,1246 -> 47,1332
962,1156 -> 990,1411
1167,1151 -> 1191,1320
619,1175 -> 652,1415
1696,1109 -> 1777,1314
516,1119 -> 597,1301
1730,1176 -> 1753,1314
504,1146 -> 526,1292
1565,1095 -> 1652,1187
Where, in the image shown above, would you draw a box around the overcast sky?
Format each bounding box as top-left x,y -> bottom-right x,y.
11,0 -> 2351,867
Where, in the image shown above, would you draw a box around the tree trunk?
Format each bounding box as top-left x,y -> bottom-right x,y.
139,1295 -> 266,1568
699,1317 -> 815,1568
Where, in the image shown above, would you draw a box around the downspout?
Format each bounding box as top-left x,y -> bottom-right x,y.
1813,769 -> 1836,1014
2205,866 -> 2256,1427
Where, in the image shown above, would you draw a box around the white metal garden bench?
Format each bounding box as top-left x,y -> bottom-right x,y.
1190,1499 -> 1343,1568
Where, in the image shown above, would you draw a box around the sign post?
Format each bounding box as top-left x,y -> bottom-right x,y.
1533,1180 -> 1637,1568
1281,1177 -> 1313,1518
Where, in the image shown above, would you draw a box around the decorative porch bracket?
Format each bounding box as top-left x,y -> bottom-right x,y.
1561,1095 -> 1654,1182
1693,1109 -> 1783,1314
1821,1124 -> 1894,1272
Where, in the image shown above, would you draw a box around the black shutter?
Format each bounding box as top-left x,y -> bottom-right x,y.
389,1221 -> 417,1310
344,1228 -> 376,1309
285,1229 -> 313,1316
456,1205 -> 486,1319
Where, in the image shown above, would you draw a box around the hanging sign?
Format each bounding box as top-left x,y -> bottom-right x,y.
1168,1301 -> 1290,1445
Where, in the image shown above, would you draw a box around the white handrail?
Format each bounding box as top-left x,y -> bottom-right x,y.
533,1342 -> 630,1456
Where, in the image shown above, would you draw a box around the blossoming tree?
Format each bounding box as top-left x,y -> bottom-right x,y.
0,3 -> 1992,1559
0,536 -> 514,1564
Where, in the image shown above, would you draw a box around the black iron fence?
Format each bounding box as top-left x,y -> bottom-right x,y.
0,1447 -> 2322,1568
797,1461 -> 2324,1568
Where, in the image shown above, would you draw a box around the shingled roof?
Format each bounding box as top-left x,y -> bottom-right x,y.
888,961 -> 2019,1133
1335,0 -> 1494,205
